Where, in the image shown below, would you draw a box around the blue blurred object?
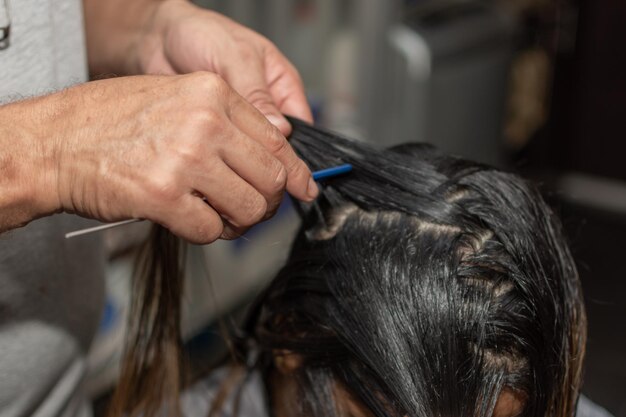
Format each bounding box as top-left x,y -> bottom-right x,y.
99,297 -> 118,333
312,164 -> 353,181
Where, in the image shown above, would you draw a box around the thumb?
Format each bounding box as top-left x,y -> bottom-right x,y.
223,58 -> 292,136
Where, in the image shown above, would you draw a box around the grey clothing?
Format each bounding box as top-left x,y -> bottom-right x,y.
0,0 -> 88,104
182,368 -> 269,417
0,1 -> 105,417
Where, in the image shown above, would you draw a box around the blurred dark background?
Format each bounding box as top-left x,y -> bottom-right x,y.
519,0 -> 626,413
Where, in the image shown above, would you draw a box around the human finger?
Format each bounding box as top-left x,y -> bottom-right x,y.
264,48 -> 314,125
227,95 -> 318,202
191,160 -> 269,229
158,193 -> 225,244
220,128 -> 287,219
221,48 -> 292,136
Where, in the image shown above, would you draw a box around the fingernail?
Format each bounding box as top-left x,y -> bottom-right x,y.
307,176 -> 319,200
266,114 -> 290,135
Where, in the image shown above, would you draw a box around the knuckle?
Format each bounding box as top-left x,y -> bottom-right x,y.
183,106 -> 227,141
191,71 -> 230,98
176,148 -> 202,168
265,128 -> 289,155
241,194 -> 268,226
189,70 -> 217,85
270,163 -> 288,192
194,108 -> 225,135
205,72 -> 229,96
245,87 -> 274,108
287,158 -> 309,180
172,135 -> 204,163
148,173 -> 180,202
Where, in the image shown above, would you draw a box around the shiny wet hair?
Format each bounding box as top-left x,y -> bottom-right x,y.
110,118 -> 586,417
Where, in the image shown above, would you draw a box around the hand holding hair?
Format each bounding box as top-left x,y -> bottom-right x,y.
0,73 -> 318,242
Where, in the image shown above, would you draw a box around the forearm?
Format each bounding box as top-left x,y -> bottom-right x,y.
83,0 -> 164,75
0,99 -> 62,233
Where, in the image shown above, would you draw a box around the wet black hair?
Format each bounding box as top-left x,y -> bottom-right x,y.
239,117 -> 586,417
111,118 -> 586,417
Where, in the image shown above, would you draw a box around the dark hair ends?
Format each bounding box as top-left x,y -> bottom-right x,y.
108,226 -> 186,417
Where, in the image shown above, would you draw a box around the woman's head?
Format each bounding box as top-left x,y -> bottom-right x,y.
111,119 -> 586,417
242,118 -> 586,417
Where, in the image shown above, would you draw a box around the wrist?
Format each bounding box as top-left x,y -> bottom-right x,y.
85,0 -> 166,75
124,0 -> 165,75
134,0 -> 196,75
0,100 -> 62,230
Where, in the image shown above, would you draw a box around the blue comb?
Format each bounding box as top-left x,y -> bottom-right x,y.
312,164 -> 352,181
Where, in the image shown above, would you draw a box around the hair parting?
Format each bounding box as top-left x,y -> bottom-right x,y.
108,118 -> 586,417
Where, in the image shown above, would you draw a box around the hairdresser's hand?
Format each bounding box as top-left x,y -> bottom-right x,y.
84,0 -> 313,136
0,73 -> 318,242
